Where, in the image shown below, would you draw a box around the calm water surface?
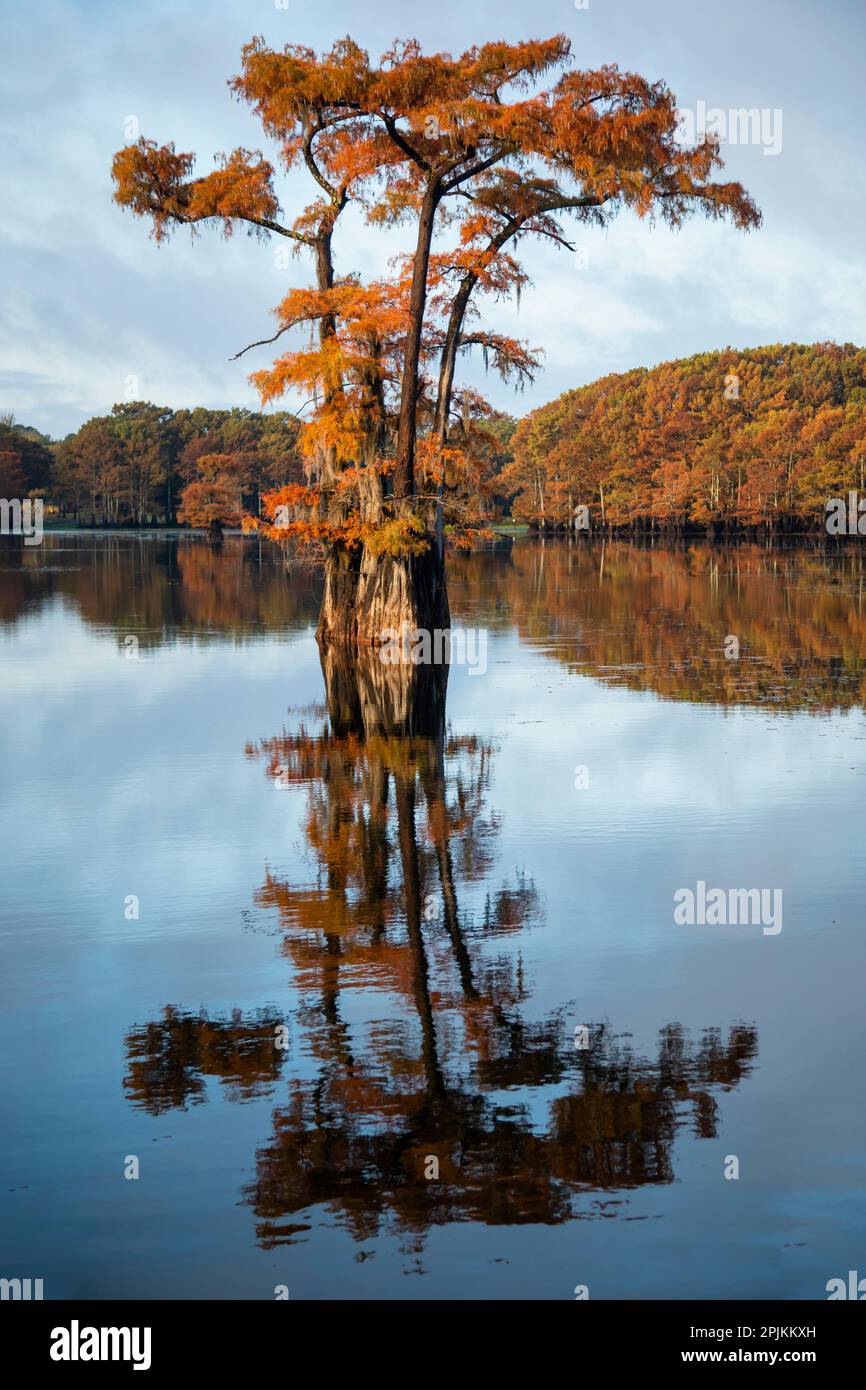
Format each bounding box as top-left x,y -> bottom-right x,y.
2,533 -> 865,1299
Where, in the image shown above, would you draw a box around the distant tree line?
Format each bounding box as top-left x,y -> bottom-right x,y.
0,402 -> 517,535
0,404 -> 306,528
4,342 -> 866,536
0,415 -> 54,500
504,342 -> 866,535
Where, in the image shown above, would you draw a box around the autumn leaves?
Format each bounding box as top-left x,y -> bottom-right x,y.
111,34 -> 759,637
504,344 -> 866,533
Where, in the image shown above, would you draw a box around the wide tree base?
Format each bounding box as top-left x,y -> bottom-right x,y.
317,539 -> 450,650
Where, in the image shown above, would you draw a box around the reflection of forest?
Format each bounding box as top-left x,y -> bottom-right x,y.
124,656 -> 758,1246
449,540 -> 866,710
0,534 -> 320,641
4,534 -> 866,709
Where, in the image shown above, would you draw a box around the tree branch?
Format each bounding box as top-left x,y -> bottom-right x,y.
231,325 -> 294,361
381,113 -> 431,172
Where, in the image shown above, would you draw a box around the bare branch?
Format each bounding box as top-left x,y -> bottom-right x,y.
231,325 -> 293,361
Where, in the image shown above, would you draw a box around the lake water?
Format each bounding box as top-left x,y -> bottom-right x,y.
2,532 -> 865,1300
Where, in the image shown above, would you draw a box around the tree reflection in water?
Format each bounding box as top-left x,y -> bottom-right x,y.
6,534 -> 866,710
124,649 -> 758,1253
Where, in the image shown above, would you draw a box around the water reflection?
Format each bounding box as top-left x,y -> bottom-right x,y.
0,533 -> 320,641
123,649 -> 758,1250
125,1006 -> 289,1113
5,532 -> 866,709
6,533 -> 866,1295
449,540 -> 866,710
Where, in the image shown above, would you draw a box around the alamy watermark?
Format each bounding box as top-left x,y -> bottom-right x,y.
826,492 -> 866,535
674,880 -> 782,936
1,1276 -> 44,1300
674,101 -> 782,157
0,498 -> 43,545
826,1270 -> 866,1299
378,624 -> 487,676
50,1322 -> 152,1371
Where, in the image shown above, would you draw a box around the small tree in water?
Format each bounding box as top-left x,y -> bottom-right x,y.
177,454 -> 243,541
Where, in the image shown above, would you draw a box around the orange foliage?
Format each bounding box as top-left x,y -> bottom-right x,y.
177,453 -> 244,533
111,33 -> 759,564
504,343 -> 866,532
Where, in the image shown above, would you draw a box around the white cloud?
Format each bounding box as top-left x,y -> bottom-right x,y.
1,0 -> 863,434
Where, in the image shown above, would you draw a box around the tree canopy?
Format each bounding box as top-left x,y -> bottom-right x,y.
109,33 -> 759,632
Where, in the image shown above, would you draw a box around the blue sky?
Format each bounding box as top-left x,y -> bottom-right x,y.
1,0 -> 863,438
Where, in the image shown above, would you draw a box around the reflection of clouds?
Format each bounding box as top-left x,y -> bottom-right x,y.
492,684 -> 866,959
562,700 -> 860,817
0,610 -> 324,943
0,610 -> 320,717
462,637 -> 866,824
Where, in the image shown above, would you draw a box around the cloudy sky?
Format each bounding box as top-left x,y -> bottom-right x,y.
1,0 -> 863,439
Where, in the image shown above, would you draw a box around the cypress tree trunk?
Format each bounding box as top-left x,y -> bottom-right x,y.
354,537 -> 449,645
317,523 -> 449,649
316,544 -> 362,646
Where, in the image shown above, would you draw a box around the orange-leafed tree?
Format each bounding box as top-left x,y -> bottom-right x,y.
177,453 -> 243,540
112,35 -> 759,644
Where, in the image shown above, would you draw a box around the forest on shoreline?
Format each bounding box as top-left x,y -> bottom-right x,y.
3,341 -> 865,537
505,341 -> 866,536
